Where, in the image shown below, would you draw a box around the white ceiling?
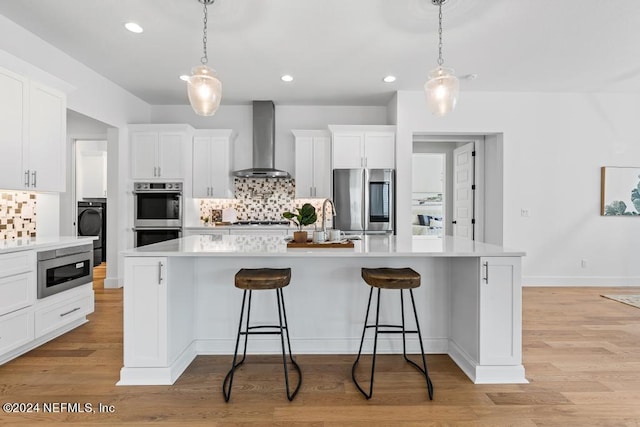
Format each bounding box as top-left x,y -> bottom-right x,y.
1,0 -> 639,106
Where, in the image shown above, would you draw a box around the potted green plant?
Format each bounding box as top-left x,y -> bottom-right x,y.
283,203 -> 317,243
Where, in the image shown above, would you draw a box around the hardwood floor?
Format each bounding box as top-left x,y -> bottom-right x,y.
1,284 -> 640,425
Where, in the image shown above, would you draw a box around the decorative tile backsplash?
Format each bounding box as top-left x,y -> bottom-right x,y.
198,178 -> 332,227
0,192 -> 37,240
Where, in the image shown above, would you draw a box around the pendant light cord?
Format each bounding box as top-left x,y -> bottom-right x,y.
200,0 -> 214,65
437,0 -> 444,66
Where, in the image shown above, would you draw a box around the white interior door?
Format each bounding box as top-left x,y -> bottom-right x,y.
452,142 -> 475,239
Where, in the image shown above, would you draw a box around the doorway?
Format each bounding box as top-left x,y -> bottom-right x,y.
75,140 -> 107,270
411,153 -> 445,238
412,136 -> 484,241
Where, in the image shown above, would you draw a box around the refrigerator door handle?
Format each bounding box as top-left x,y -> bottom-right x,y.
362,168 -> 368,233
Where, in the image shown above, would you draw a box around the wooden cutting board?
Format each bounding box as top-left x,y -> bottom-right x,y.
287,240 -> 354,248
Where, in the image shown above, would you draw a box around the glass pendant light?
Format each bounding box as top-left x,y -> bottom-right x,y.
187,0 -> 222,116
424,0 -> 459,117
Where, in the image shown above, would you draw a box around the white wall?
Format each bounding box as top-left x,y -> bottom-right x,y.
151,104 -> 388,175
1,14 -> 151,287
396,90 -> 640,286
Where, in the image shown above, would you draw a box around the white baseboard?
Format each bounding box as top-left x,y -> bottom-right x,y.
196,337 -> 449,355
524,276 -> 640,287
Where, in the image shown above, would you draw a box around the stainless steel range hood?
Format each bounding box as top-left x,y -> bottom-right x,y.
232,101 -> 291,179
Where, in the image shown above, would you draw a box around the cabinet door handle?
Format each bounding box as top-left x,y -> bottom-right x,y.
60,307 -> 81,317
32,171 -> 37,187
24,170 -> 30,187
483,262 -> 489,283
158,167 -> 161,177
158,262 -> 163,284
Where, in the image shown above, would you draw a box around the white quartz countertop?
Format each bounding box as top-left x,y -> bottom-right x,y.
0,236 -> 97,255
123,235 -> 525,258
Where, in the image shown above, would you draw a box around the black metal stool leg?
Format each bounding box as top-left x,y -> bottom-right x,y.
409,289 -> 434,400
276,288 -> 302,401
352,287 -> 381,399
223,289 -> 250,402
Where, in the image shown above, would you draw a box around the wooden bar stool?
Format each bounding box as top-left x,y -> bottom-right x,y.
352,267 -> 434,400
222,268 -> 302,402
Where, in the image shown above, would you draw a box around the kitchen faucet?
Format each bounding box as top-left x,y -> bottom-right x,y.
322,198 -> 336,234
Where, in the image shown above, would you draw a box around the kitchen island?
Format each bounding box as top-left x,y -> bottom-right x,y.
119,234 -> 527,386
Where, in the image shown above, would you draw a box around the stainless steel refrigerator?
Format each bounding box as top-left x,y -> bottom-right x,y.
333,168 -> 394,234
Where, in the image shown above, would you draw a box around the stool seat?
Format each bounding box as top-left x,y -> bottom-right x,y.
235,268 -> 291,290
361,267 -> 420,289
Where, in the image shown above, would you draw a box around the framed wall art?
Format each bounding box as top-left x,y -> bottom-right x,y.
601,166 -> 640,216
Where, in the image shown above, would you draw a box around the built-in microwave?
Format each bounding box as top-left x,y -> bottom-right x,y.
133,182 -> 183,228
37,244 -> 94,299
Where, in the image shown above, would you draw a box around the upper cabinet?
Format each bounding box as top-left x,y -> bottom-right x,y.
130,125 -> 191,180
292,130 -> 331,198
192,129 -> 236,198
330,125 -> 395,170
0,67 -> 66,192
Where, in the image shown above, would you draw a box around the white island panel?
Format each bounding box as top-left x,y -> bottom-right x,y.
119,235 -> 526,386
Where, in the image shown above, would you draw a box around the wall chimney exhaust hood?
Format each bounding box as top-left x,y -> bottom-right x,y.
232,101 -> 291,179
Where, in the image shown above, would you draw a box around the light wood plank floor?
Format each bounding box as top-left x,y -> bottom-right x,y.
1,275 -> 639,425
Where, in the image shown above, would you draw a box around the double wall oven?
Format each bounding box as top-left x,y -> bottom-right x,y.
133,182 -> 183,247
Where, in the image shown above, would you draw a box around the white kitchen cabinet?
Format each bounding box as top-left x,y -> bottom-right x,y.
123,257 -> 195,373
449,256 -> 523,383
130,125 -> 191,180
34,288 -> 94,338
0,309 -> 34,356
124,257 -> 168,367
0,67 -> 27,190
330,125 -> 395,169
28,81 -> 67,191
0,66 -> 66,192
479,257 -> 522,366
0,247 -> 94,366
292,130 -> 331,198
192,129 -> 236,198
0,250 -> 35,317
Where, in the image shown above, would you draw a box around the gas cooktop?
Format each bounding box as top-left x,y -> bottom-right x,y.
234,220 -> 291,226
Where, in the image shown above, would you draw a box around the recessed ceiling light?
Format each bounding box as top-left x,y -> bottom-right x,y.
281,75 -> 294,82
179,75 -> 190,82
124,22 -> 143,34
383,75 -> 397,83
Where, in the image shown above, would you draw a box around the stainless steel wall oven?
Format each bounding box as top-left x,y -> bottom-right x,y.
133,182 -> 183,247
133,182 -> 182,228
37,244 -> 94,299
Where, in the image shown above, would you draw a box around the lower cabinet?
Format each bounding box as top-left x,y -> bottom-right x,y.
35,291 -> 94,338
449,256 -> 522,381
0,283 -> 94,365
123,257 -> 195,370
124,257 -> 168,367
0,252 -> 36,317
478,257 -> 522,365
0,309 -> 34,356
